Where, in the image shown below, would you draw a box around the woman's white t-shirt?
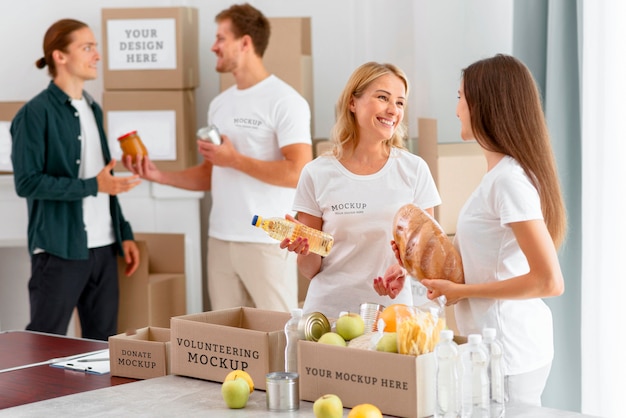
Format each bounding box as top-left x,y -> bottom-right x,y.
293,147 -> 441,318
454,155 -> 553,375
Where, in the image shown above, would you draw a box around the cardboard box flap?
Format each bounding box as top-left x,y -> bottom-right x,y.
132,326 -> 170,343
240,307 -> 290,332
175,307 -> 288,333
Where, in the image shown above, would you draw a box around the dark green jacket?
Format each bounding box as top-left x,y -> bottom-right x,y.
11,81 -> 133,260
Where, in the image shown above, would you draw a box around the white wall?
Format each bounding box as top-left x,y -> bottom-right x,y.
0,2 -> 588,413
0,0 -> 512,142
0,0 -> 513,328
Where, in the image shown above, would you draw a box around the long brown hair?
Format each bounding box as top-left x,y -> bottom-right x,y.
462,54 -> 567,248
216,3 -> 270,57
36,19 -> 88,78
331,62 -> 409,160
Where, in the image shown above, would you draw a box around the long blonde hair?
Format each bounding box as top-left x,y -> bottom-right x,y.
330,62 -> 409,159
463,54 -> 567,248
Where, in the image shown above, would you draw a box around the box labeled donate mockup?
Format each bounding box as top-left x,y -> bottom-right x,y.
298,340 -> 436,418
170,307 -> 289,390
109,327 -> 170,380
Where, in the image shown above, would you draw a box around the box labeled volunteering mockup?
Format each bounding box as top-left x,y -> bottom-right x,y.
170,307 -> 289,390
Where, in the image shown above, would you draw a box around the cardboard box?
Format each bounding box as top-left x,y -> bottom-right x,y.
299,340 -> 435,418
220,17 -> 314,127
170,307 -> 290,390
103,89 -> 197,172
102,7 -> 199,90
0,101 -> 25,174
117,233 -> 186,334
417,118 -> 486,235
109,326 -> 171,379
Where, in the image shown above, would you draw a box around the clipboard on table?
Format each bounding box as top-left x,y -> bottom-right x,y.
50,349 -> 111,375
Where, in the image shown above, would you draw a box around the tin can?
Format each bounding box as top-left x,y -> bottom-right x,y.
196,124 -> 222,145
266,371 -> 299,411
298,312 -> 330,342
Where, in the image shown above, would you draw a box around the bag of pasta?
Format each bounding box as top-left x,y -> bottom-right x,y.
396,296 -> 447,356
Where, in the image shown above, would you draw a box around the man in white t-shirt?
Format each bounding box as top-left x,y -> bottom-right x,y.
125,4 -> 312,312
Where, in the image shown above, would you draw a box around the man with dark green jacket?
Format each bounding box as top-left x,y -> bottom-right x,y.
11,19 -> 141,341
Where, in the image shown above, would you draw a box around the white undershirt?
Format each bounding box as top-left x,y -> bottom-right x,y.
72,98 -> 115,249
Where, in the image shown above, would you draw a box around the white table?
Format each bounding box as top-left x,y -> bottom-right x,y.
0,374 -> 602,418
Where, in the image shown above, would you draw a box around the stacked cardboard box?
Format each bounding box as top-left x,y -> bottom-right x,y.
117,233 -> 186,334
219,17 -> 314,128
0,102 -> 25,174
417,118 -> 486,235
101,7 -> 199,171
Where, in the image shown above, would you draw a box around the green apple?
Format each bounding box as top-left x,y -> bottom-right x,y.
317,331 -> 347,347
335,313 -> 365,341
375,332 -> 398,353
313,393 -> 343,418
221,377 -> 250,409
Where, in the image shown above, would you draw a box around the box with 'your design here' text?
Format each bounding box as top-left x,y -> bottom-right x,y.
101,7 -> 199,90
170,307 -> 289,390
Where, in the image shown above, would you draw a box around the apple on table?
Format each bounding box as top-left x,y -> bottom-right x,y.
313,394 -> 343,418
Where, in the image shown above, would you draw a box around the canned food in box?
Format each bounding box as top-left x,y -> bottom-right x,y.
298,312 -> 330,342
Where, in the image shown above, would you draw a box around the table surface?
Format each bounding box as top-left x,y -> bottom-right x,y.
0,373 -> 601,418
0,330 -> 135,409
0,330 -> 601,417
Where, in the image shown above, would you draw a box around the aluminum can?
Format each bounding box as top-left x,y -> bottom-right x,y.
266,371 -> 299,411
298,312 -> 330,342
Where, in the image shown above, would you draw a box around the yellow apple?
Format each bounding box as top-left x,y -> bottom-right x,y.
347,403 -> 383,418
313,394 -> 343,418
336,313 -> 365,341
221,377 -> 250,409
318,331 -> 347,347
375,332 -> 398,353
224,369 -> 254,393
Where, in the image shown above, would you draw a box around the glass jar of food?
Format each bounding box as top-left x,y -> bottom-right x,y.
118,130 -> 148,160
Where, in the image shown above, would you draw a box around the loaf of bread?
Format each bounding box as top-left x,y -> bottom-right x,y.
393,204 -> 464,284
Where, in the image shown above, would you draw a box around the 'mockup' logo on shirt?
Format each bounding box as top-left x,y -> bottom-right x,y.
233,118 -> 263,129
331,202 -> 367,215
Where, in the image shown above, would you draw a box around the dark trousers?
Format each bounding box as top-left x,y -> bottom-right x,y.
26,245 -> 119,341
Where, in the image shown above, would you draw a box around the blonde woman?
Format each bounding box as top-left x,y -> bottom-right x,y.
281,62 -> 441,318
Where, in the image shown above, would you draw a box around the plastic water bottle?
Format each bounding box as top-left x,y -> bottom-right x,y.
251,215 -> 334,257
461,334 -> 489,418
435,329 -> 460,418
482,328 -> 505,418
284,308 -> 303,373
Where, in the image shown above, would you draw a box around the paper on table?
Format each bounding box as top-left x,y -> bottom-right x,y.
50,349 -> 110,375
